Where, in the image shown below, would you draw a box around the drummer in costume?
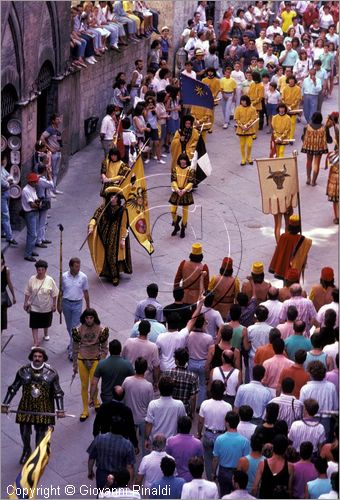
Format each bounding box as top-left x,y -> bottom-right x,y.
72,308 -> 109,422
234,95 -> 258,166
88,186 -> 132,286
207,257 -> 240,321
170,115 -> 200,172
169,153 -> 195,239
248,71 -> 264,138
271,103 -> 292,158
281,75 -> 302,140
174,243 -> 209,304
202,67 -> 221,134
100,147 -> 130,197
191,106 -> 213,142
1,347 -> 64,464
325,112 -> 339,224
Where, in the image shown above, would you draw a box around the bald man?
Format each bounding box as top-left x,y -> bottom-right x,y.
260,287 -> 284,327
279,284 -> 319,336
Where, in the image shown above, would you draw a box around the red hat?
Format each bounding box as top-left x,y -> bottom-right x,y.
27,173 -> 39,183
321,267 -> 334,281
221,257 -> 233,270
285,268 -> 300,282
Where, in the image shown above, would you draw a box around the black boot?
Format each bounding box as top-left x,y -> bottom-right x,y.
20,448 -> 32,465
171,216 -> 181,236
180,224 -> 186,238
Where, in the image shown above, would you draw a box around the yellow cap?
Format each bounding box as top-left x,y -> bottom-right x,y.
252,262 -> 264,274
191,243 -> 203,255
289,214 -> 300,226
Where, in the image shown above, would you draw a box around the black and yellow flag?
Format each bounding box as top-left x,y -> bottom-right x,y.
121,156 -> 154,255
8,428 -> 52,499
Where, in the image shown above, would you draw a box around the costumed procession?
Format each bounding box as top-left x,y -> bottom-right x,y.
1,1 -> 339,499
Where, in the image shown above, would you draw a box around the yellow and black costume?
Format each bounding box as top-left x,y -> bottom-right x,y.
88,186 -> 132,286
248,75 -> 264,136
100,147 -> 130,197
169,153 -> 195,238
271,104 -> 292,158
170,115 -> 200,172
234,95 -> 258,166
72,309 -> 109,421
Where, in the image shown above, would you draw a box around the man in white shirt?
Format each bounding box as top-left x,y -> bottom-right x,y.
237,405 -> 257,440
136,434 -> 173,488
263,45 -> 279,67
300,361 -> 338,441
222,470 -> 256,499
231,61 -> 246,109
145,376 -> 186,443
201,293 -> 223,341
100,104 -> 117,158
255,30 -> 271,57
317,288 -> 339,328
244,305 -> 272,377
181,60 -> 197,79
61,257 -> 90,361
261,287 -> 283,327
197,380 -> 232,480
269,377 -> 303,429
266,19 -> 283,40
21,173 -> 40,262
181,456 -> 219,499
156,297 -> 203,372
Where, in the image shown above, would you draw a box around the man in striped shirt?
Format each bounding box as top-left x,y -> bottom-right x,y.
269,377 -> 303,429
288,398 -> 326,452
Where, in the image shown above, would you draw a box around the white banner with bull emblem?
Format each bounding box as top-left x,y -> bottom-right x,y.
256,155 -> 299,215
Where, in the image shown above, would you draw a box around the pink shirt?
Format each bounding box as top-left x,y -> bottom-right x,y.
262,354 -> 294,389
187,330 -> 214,360
277,321 -> 295,340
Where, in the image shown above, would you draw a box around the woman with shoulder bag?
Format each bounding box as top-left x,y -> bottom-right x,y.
36,161 -> 54,248
24,260 -> 59,347
1,252 -> 16,332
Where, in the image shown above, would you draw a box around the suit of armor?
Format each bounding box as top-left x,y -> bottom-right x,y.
3,362 -> 64,462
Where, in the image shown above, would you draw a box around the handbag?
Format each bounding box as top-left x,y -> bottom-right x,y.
26,278 -> 46,313
39,198 -> 51,211
1,290 -> 12,308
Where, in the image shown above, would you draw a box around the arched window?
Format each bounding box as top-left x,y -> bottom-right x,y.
1,84 -> 18,120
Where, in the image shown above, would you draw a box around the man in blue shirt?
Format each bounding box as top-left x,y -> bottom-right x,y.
279,41 -> 299,68
212,411 -> 250,496
302,68 -> 322,123
234,365 -> 272,424
284,320 -> 312,360
150,456 -> 185,499
314,60 -> 328,112
130,305 -> 166,343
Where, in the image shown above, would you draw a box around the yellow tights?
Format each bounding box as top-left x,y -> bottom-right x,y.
290,115 -> 296,140
78,359 -> 99,417
239,136 -> 253,163
276,145 -> 285,158
170,205 -> 188,225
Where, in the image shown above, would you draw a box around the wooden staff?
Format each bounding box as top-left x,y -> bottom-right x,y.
79,139 -> 150,251
57,224 -> 64,324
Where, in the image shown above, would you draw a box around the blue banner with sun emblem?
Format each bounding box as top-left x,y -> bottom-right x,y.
180,74 -> 214,110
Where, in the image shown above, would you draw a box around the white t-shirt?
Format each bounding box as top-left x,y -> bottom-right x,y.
156,328 -> 189,371
317,302 -> 339,328
122,130 -> 136,147
100,114 -> 116,140
323,341 -> 339,365
181,69 -> 197,80
21,184 -> 38,212
24,275 -> 59,313
266,89 -> 281,104
138,450 -> 174,488
231,70 -> 246,87
320,13 -> 334,30
199,398 -> 232,431
212,367 -> 240,396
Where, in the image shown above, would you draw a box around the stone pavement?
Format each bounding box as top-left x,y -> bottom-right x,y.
1,92 -> 338,498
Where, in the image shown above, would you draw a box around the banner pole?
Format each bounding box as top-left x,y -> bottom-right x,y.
293,150 -> 302,234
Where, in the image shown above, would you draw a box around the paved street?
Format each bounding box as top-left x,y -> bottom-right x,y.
1,92 -> 338,498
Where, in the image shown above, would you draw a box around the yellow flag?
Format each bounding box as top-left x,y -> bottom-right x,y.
120,156 -> 154,255
8,428 -> 53,499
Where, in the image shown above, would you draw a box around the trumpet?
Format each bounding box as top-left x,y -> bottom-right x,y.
236,118 -> 259,132
288,108 -> 303,116
274,138 -> 295,144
